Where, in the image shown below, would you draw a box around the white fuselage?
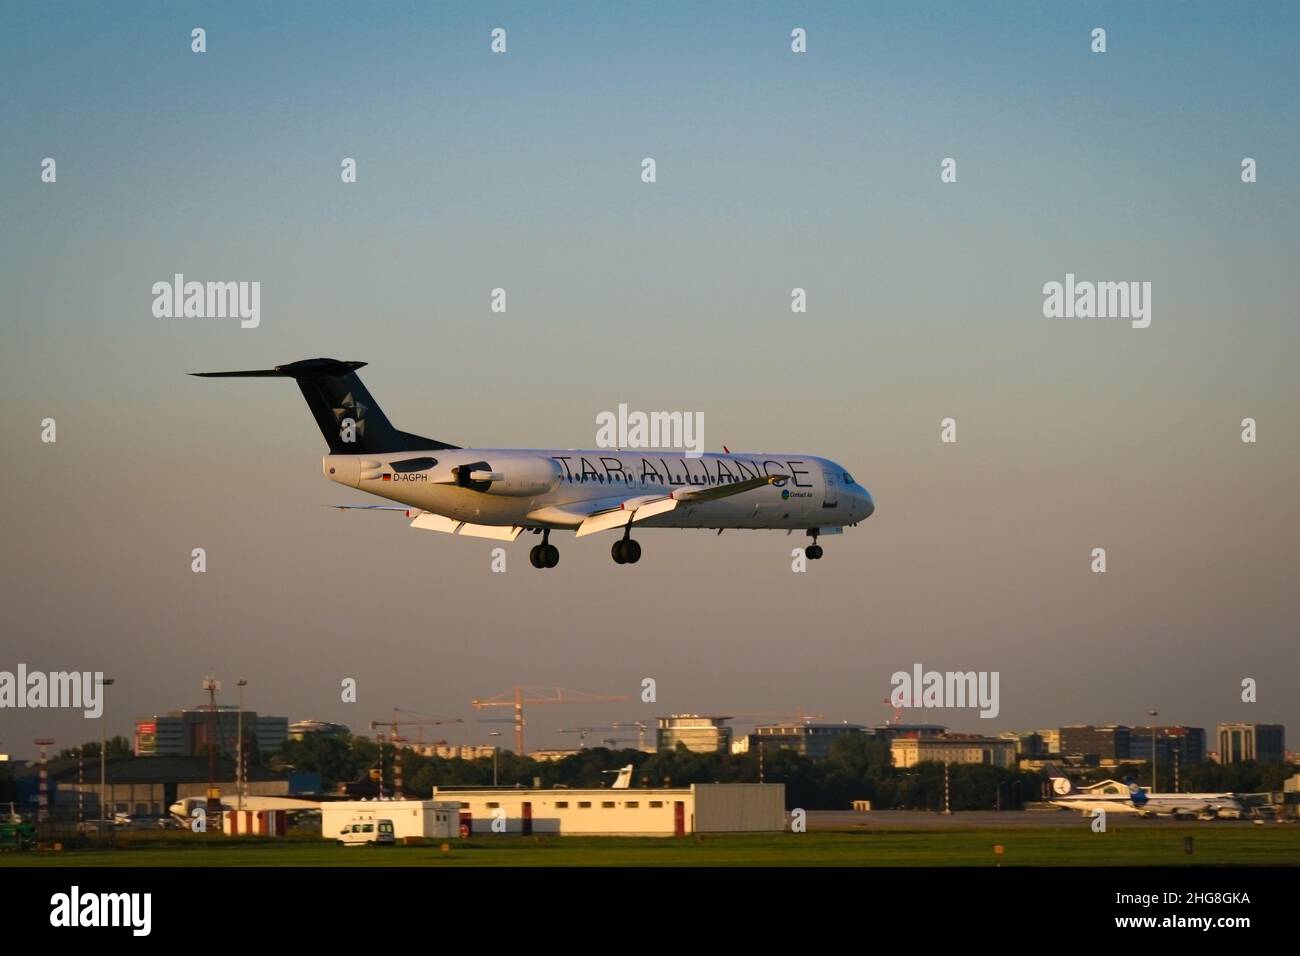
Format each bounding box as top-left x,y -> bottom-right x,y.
169,796 -> 320,818
1051,791 -> 1245,816
323,448 -> 875,531
1049,793 -> 1149,815
1132,792 -> 1246,815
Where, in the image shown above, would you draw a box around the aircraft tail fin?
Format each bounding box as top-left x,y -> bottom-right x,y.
191,358 -> 458,454
1123,776 -> 1149,807
611,765 -> 635,789
1045,764 -> 1077,796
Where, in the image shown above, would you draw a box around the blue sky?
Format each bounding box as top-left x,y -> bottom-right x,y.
2,3 -> 1297,757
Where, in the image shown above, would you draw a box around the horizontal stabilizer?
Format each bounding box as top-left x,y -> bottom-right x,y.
191,359 -> 367,379
330,504 -> 417,514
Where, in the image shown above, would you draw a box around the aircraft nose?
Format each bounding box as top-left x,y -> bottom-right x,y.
857,488 -> 875,520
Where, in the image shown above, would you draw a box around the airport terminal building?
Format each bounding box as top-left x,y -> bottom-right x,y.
432,783 -> 785,837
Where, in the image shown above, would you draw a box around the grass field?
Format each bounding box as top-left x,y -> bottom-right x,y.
4,826 -> 1299,867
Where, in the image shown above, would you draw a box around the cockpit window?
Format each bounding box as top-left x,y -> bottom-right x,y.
391,457 -> 438,473
842,473 -> 854,484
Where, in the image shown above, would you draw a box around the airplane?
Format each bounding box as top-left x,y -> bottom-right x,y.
1045,767 -> 1143,815
169,795 -> 322,820
1045,766 -> 1244,818
193,358 -> 875,568
1121,781 -> 1247,819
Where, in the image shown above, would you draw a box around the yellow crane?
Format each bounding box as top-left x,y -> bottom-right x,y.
558,725 -> 629,749
369,709 -> 463,799
471,687 -> 630,756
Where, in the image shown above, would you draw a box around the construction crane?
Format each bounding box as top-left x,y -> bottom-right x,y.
369,709 -> 464,799
612,720 -> 650,751
558,726 -> 629,749
370,708 -> 464,745
708,710 -> 826,724
471,687 -> 630,756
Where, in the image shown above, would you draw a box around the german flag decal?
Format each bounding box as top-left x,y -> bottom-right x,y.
381,473 -> 392,481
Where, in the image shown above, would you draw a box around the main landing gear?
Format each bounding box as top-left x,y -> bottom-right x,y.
529,529 -> 559,569
805,531 -> 824,561
611,527 -> 641,565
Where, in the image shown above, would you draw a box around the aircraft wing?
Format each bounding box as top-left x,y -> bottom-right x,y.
330,472 -> 782,539
235,796 -> 322,812
573,474 -> 784,537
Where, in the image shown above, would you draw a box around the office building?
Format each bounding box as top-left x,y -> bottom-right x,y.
288,719 -> 350,741
135,706 -> 289,757
890,734 -> 1017,769
657,715 -> 732,754
743,723 -> 866,760
1059,725 -> 1131,765
1129,726 -> 1206,766
1217,723 -> 1285,764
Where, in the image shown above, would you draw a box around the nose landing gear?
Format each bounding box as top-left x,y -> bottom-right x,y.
805,531 -> 824,561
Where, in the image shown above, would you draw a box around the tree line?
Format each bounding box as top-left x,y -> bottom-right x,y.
280,733 -> 1049,810
11,732 -> 1287,811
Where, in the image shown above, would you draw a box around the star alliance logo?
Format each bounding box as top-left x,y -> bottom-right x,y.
332,393 -> 367,439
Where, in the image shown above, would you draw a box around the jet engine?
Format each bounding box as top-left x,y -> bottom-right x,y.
453,456 -> 562,496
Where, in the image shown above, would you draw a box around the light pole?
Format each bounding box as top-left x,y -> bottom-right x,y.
489,732 -> 501,786
1148,709 -> 1159,791
99,677 -> 115,826
236,679 -> 247,811
201,675 -> 221,817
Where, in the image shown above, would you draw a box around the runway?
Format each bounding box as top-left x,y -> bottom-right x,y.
805,809 -> 1287,830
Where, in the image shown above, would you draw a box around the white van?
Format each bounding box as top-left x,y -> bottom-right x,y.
338,818 -> 395,846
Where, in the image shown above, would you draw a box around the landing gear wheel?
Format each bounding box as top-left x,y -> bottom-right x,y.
806,544 -> 823,560
543,544 -> 560,568
612,539 -> 641,565
529,545 -> 544,568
